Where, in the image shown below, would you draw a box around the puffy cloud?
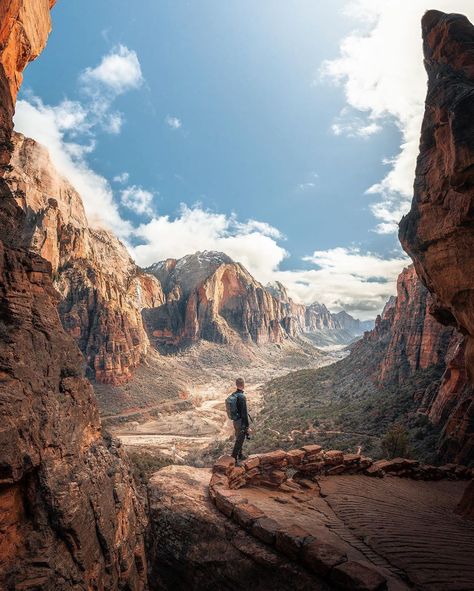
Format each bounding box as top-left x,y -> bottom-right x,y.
15,97 -> 131,236
274,247 -> 409,319
131,205 -> 288,278
14,45 -> 146,236
322,0 -> 474,233
80,45 -> 143,94
121,185 -> 154,216
103,111 -> 124,134
331,108 -> 381,138
235,219 -> 283,240
165,115 -> 182,129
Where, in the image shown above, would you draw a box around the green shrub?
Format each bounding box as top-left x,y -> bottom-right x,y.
381,424 -> 410,458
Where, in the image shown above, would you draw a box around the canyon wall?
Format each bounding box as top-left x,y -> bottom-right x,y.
145,252 -> 290,348
5,132 -> 164,384
399,10 -> 474,467
0,2 -> 147,588
352,265 -> 472,464
145,254 -> 369,351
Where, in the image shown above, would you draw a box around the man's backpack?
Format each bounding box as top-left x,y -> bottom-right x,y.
225,391 -> 240,420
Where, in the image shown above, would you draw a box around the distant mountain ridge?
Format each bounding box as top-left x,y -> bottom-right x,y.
145,251 -> 374,351
6,130 -> 373,381
266,280 -> 373,345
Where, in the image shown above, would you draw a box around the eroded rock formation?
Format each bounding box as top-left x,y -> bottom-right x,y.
4,132 -> 164,384
0,2 -> 147,588
399,10 -> 474,469
145,252 -> 369,351
348,265 -> 472,463
208,453 -> 474,590
146,465 -> 325,591
145,252 -> 296,348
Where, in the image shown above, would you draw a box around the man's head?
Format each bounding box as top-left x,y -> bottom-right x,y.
236,377 -> 245,390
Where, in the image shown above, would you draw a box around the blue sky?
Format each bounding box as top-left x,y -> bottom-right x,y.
15,0 -> 474,318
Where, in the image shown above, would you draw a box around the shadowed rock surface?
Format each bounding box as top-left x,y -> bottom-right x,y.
206,451 -> 474,591
146,465 -> 329,591
400,10 -> 474,472
0,2 -> 147,588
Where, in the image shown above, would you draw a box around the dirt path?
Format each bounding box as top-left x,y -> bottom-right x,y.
102,403 -> 164,421
113,379 -> 263,457
109,341 -> 343,458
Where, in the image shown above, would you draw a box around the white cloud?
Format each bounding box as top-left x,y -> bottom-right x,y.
236,219 -> 284,240
132,205 -> 288,279
274,247 -> 409,319
113,172 -> 130,183
80,45 -> 143,94
14,46 -> 146,236
130,205 -> 407,318
15,97 -> 131,236
121,185 -> 154,216
298,182 -> 315,191
165,115 -> 182,129
103,111 -> 124,134
322,0 -> 474,233
331,108 -> 381,138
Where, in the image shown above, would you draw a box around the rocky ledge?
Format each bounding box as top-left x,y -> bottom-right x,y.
146,465 -> 328,591
205,450 -> 474,590
210,447 -> 473,493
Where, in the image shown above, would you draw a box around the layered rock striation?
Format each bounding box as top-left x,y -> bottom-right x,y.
399,10 -> 474,469
5,133 -> 164,384
145,252 -> 370,351
145,252 -> 298,349
0,2 -> 147,588
348,265 -> 472,463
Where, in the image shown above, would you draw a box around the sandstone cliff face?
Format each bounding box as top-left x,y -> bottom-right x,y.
5,133 -> 164,384
305,302 -> 338,332
399,10 -> 474,468
378,266 -> 455,383
145,252 -> 289,348
350,265 -> 473,463
333,310 -> 373,336
0,0 -> 55,164
145,253 -> 370,351
0,2 -> 147,588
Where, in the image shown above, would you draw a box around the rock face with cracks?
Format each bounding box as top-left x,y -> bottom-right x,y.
4,132 -> 164,384
399,10 -> 474,476
0,1 -> 147,589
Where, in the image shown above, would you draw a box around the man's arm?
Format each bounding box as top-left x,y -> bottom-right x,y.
237,393 -> 249,429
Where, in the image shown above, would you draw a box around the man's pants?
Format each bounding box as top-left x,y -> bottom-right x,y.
232,419 -> 246,460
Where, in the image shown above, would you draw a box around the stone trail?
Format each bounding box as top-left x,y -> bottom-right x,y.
209,448 -> 474,590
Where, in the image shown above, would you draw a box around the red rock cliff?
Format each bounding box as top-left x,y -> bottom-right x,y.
379,266 -> 454,383
399,10 -> 474,467
352,266 -> 472,464
145,252 -> 290,348
5,132 -> 164,384
0,2 -> 147,588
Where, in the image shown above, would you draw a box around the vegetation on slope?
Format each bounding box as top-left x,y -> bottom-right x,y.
246,359 -> 443,463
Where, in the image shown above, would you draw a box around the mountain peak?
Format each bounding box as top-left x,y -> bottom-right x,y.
147,250 -> 235,295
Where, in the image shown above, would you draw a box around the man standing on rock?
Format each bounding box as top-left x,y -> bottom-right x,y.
226,377 -> 250,464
